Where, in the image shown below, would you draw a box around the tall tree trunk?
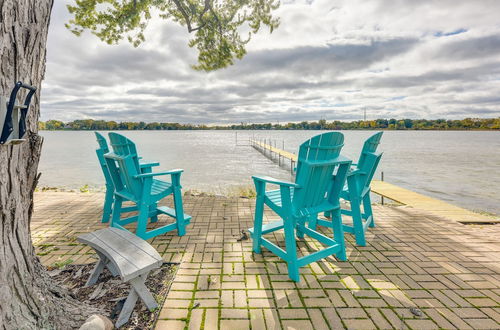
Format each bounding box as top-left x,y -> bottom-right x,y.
0,1 -> 99,328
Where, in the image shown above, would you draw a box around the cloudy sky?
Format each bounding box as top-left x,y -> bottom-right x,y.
41,0 -> 500,124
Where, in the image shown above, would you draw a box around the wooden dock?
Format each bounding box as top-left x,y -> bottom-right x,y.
251,139 -> 499,224
251,139 -> 298,172
371,181 -> 499,224
252,139 -> 298,161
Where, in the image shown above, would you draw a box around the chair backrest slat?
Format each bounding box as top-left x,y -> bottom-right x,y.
355,132 -> 383,191
105,133 -> 144,200
95,132 -> 113,188
293,132 -> 349,214
357,132 -> 382,168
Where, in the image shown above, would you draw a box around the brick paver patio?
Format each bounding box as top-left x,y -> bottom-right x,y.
31,192 -> 500,329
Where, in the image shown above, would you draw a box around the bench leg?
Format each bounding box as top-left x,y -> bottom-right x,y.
130,275 -> 158,310
115,288 -> 139,328
85,255 -> 107,287
105,261 -> 119,277
92,250 -> 119,277
115,274 -> 158,328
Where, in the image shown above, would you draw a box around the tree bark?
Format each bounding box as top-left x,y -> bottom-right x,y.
0,1 -> 99,328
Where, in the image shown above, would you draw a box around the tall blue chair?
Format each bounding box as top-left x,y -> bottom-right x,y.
94,132 -> 160,223
95,132 -> 115,223
104,133 -> 191,240
316,132 -> 383,246
249,132 -> 352,282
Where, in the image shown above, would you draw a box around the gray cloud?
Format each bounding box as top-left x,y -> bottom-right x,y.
434,34 -> 500,61
41,0 -> 500,123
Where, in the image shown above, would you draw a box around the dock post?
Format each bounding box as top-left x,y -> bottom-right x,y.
273,140 -> 276,160
269,140 -> 274,160
381,171 -> 385,205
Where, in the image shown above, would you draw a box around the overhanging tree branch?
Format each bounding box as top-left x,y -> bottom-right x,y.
66,0 -> 280,71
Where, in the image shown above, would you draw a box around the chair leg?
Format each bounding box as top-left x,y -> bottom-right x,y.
323,210 -> 332,219
101,187 -> 114,223
110,196 -> 123,228
283,216 -> 299,282
331,208 -> 347,261
150,203 -> 159,223
252,195 -> 265,254
297,215 -> 308,239
173,188 -> 186,236
136,202 -> 150,239
308,214 -> 318,232
363,194 -> 375,228
350,198 -> 366,246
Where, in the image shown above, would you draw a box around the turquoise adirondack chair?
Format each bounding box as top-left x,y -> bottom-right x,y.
95,132 -> 115,223
315,132 -> 383,246
104,132 -> 191,240
249,132 -> 352,282
94,132 -> 160,223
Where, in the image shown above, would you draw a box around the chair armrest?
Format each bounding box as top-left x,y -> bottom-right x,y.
347,169 -> 366,177
139,161 -> 160,168
134,169 -> 183,179
252,175 -> 299,188
103,152 -> 121,160
333,155 -> 353,165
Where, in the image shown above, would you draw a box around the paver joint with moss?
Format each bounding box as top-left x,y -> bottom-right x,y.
32,191 -> 500,330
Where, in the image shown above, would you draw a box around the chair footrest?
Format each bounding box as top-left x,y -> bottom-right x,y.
249,220 -> 284,236
316,219 -> 332,228
297,243 -> 341,267
341,209 -> 370,219
342,214 -> 373,234
157,206 -> 192,223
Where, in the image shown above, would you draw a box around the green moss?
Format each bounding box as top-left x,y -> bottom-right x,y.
79,184 -> 90,193
52,258 -> 74,269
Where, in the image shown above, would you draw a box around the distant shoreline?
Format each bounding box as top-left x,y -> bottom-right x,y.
39,117 -> 500,131
39,128 -> 500,131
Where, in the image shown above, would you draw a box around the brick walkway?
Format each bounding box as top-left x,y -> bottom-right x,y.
32,192 -> 500,329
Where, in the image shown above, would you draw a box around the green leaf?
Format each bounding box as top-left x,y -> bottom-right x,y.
66,0 -> 280,71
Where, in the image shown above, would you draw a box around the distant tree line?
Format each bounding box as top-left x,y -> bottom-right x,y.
39,118 -> 500,131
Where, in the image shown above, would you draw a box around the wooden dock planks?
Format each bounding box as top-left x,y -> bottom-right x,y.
252,140 -> 499,224
252,140 -> 298,161
371,181 -> 499,224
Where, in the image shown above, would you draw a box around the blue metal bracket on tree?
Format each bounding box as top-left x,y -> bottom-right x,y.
0,81 -> 37,145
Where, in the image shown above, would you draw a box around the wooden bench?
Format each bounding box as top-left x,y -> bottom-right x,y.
77,227 -> 163,328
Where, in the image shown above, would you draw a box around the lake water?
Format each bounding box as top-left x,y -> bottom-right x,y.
38,130 -> 500,215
